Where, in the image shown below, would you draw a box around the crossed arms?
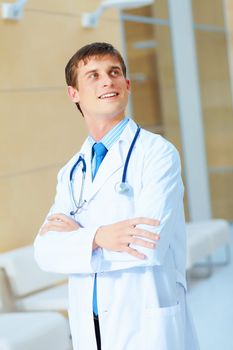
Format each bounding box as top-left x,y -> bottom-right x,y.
39,214 -> 160,260
35,139 -> 182,274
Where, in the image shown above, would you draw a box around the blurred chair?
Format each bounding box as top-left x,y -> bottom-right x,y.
186,219 -> 231,277
0,268 -> 13,312
0,312 -> 71,350
0,245 -> 68,312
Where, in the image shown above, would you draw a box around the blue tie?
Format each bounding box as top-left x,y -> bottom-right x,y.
92,142 -> 108,179
92,142 -> 107,316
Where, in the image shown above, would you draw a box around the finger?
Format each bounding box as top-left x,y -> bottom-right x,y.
47,214 -> 65,222
116,217 -> 159,229
48,213 -> 72,223
40,222 -> 68,234
39,225 -> 49,235
127,237 -> 156,249
132,228 -> 160,241
39,223 -> 56,235
124,246 -> 147,260
128,217 -> 160,227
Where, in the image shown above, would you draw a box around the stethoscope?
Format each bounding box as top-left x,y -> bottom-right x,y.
69,125 -> 141,216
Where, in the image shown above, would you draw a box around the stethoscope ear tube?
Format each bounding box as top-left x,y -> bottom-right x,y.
121,125 -> 141,183
69,154 -> 87,216
70,155 -> 86,181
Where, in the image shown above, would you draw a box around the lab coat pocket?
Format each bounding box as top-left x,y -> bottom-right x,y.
144,303 -> 184,350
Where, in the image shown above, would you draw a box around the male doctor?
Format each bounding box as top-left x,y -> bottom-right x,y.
34,42 -> 199,350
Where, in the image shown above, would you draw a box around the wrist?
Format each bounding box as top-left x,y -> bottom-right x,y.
92,227 -> 102,250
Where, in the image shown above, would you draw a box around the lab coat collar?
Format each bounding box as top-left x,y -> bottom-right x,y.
79,118 -> 139,202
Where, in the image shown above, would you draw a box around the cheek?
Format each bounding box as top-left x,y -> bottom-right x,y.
122,88 -> 130,99
119,80 -> 130,95
79,86 -> 96,101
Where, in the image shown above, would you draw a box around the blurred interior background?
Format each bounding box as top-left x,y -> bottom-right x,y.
0,1 -> 233,349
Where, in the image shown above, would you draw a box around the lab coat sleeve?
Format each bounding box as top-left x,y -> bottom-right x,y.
100,138 -> 184,270
34,166 -> 101,274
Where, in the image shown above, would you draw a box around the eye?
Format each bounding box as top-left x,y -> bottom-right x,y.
110,69 -> 120,77
89,72 -> 98,79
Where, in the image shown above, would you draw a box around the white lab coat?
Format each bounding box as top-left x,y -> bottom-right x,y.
34,119 -> 199,350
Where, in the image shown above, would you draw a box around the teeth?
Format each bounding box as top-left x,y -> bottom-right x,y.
100,92 -> 117,99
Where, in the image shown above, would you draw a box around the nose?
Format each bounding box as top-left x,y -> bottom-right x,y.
101,73 -> 113,87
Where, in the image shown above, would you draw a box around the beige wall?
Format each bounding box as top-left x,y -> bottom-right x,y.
0,1 -> 121,252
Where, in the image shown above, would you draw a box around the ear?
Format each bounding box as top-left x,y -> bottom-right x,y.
67,86 -> 80,103
126,79 -> 131,93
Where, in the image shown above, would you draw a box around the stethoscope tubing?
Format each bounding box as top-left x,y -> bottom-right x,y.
69,154 -> 86,215
69,125 -> 141,215
70,155 -> 86,181
122,125 -> 140,183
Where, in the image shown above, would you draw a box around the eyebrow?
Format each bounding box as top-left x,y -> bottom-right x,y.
110,66 -> 121,71
84,66 -> 122,77
84,69 -> 97,77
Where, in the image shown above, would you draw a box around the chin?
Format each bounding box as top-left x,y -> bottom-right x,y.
100,105 -> 126,118
99,110 -> 125,120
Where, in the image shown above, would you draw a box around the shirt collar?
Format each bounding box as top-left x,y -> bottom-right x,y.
88,117 -> 129,150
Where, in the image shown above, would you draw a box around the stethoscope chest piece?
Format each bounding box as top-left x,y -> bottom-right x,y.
114,125 -> 140,196
115,181 -> 132,195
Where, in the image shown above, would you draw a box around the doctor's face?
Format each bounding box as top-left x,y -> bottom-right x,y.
69,55 -> 130,122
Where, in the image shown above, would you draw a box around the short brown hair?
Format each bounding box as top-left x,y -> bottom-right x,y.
65,42 -> 127,114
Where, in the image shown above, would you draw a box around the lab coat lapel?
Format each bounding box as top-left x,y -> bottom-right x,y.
80,118 -> 138,203
86,141 -> 123,201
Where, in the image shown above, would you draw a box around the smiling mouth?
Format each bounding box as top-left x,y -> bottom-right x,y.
98,92 -> 119,99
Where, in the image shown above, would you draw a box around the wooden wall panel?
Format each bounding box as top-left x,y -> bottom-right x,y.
156,1 -> 233,220
123,3 -> 188,218
155,26 -> 182,146
123,4 -> 182,148
204,109 -> 233,167
124,7 -> 165,131
210,173 -> 233,218
0,1 -> 121,252
195,32 -> 232,110
194,3 -> 233,220
123,0 -> 233,220
226,0 -> 233,107
192,0 -> 224,26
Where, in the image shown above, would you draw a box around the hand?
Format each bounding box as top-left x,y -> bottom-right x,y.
94,217 -> 160,260
39,213 -> 80,235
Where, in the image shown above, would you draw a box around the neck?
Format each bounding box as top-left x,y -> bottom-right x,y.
85,115 -> 125,141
